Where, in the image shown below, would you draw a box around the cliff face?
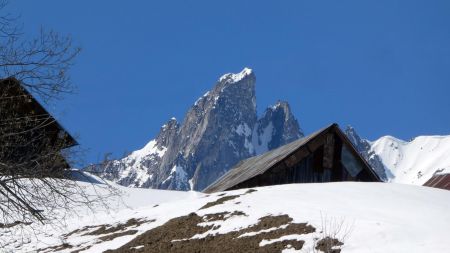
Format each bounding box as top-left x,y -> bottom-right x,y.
88,68 -> 304,191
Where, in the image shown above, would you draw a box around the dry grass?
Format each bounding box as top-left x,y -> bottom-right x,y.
105,213 -> 318,253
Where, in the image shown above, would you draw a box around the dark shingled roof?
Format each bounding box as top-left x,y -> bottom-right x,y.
0,78 -> 78,149
423,173 -> 450,191
204,123 -> 379,193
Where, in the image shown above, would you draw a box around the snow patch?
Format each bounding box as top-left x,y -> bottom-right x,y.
259,234 -> 308,247
129,140 -> 166,160
194,91 -> 210,106
235,123 -> 252,137
233,123 -> 254,154
252,122 -> 274,155
189,178 -> 194,191
244,138 -> 254,155
219,67 -> 253,84
114,140 -> 167,187
163,165 -> 188,189
239,224 -> 289,238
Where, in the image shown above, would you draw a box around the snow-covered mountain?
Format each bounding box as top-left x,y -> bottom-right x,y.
345,126 -> 450,185
88,68 -> 303,191
371,135 -> 450,185
87,67 -> 448,190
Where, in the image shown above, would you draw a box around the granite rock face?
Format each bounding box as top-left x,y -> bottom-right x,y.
88,68 -> 304,191
253,101 -> 303,155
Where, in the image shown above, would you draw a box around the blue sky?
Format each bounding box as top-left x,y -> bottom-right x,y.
9,1 -> 450,165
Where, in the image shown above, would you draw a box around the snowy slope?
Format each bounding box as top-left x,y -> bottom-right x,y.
0,174 -> 197,252
113,140 -> 167,187
371,135 -> 450,185
4,180 -> 449,253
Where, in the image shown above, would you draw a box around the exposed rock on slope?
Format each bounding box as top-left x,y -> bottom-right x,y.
21,182 -> 450,253
344,126 -> 389,181
88,68 -> 303,191
253,101 -> 302,155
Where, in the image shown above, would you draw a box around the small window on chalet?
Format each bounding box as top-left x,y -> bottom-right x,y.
341,144 -> 363,177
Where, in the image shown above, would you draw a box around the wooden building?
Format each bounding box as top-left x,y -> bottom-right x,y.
0,78 -> 77,170
423,173 -> 450,191
204,123 -> 381,193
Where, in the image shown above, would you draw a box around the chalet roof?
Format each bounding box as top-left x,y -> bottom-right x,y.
203,123 -> 380,193
0,78 -> 78,149
423,173 -> 450,191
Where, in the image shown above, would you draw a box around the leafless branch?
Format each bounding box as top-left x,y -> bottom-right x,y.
0,1 -> 119,247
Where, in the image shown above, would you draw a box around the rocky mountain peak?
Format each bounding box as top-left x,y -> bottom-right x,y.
89,67 -> 304,191
271,100 -> 289,110
269,101 -> 297,123
253,101 -> 303,155
176,68 -> 258,190
193,68 -> 256,115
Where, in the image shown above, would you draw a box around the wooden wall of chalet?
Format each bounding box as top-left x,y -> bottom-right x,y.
0,78 -> 76,169
228,132 -> 378,191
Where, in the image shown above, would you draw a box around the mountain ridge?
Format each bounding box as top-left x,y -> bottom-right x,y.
345,126 -> 450,185
371,134 -> 450,185
87,68 -> 449,190
88,68 -> 304,191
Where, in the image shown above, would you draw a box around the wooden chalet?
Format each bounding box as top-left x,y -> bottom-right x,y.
423,173 -> 450,191
0,78 -> 77,169
204,123 -> 381,193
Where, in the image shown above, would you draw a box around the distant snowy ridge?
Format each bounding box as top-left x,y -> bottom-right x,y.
371,134 -> 450,185
88,68 -> 303,191
345,126 -> 450,186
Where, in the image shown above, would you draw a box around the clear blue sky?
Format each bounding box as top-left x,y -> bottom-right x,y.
9,1 -> 450,165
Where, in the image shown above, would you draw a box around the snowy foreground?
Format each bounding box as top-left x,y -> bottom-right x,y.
1,179 -> 449,252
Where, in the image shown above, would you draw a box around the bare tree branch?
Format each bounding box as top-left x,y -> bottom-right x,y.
0,0 -> 80,102
0,0 -> 119,241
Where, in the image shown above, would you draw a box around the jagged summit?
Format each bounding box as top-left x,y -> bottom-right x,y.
161,117 -> 178,129
252,101 -> 303,155
194,67 -> 255,110
219,67 -> 254,84
271,100 -> 289,108
89,68 -> 303,191
270,101 -> 296,121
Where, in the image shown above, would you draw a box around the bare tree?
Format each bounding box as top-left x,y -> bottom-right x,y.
0,1 -> 80,102
0,0 -> 116,231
